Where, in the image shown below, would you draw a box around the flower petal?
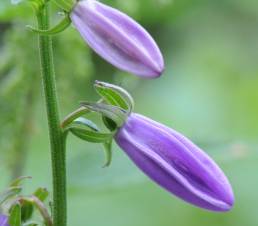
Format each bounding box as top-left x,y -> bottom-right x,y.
0,214 -> 9,226
70,0 -> 164,77
115,113 -> 234,211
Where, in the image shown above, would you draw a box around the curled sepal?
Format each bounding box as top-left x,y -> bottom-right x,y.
68,117 -> 99,132
26,16 -> 71,36
19,197 -> 52,226
33,188 -> 49,202
19,187 -> 49,223
68,117 -> 113,166
61,107 -> 90,129
103,140 -> 112,167
10,176 -> 31,187
70,127 -> 113,143
80,102 -> 127,127
68,116 -> 112,143
8,202 -> 21,226
102,116 -> 117,132
0,187 -> 22,205
94,80 -> 134,113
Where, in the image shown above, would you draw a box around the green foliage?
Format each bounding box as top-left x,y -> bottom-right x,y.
0,0 -> 258,226
9,203 -> 21,226
33,188 -> 49,202
0,187 -> 22,205
0,2 -> 94,178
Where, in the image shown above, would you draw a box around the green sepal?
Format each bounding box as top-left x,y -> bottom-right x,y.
27,16 -> 71,36
80,102 -> 127,127
33,188 -> 49,202
61,107 -> 90,129
19,196 -> 52,226
0,187 -> 22,205
10,176 -> 32,187
20,200 -> 34,223
70,127 -> 113,143
103,140 -> 112,167
94,80 -> 134,112
68,117 -> 99,132
19,187 -> 49,223
68,117 -> 114,166
8,202 -> 22,226
102,116 -> 117,131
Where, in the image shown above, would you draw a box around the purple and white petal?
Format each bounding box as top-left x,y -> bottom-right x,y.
70,0 -> 164,78
0,214 -> 9,226
115,113 -> 234,211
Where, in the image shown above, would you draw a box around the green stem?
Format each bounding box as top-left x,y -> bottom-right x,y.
36,5 -> 67,226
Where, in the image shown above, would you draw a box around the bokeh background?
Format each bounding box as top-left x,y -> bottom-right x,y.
1,0 -> 258,225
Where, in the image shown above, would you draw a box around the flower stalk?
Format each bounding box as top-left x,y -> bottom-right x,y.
36,4 -> 67,226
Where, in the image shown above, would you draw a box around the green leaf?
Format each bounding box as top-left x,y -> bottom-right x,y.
10,176 -> 32,187
21,200 -> 34,222
94,80 -> 134,112
80,102 -> 127,127
9,203 -> 21,226
33,188 -> 49,202
0,187 -> 22,205
70,127 -> 113,143
26,16 -> 71,36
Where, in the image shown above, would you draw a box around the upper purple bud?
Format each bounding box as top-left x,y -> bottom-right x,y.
0,214 -> 9,226
70,0 -> 164,78
115,113 -> 234,211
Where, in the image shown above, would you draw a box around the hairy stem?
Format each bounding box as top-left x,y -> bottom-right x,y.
36,5 -> 67,226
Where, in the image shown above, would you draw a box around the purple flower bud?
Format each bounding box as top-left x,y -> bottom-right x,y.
0,214 -> 9,226
115,113 -> 234,211
70,0 -> 164,78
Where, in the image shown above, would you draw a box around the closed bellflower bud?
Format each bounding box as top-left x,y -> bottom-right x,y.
70,0 -> 164,78
115,113 -> 234,211
0,214 -> 9,226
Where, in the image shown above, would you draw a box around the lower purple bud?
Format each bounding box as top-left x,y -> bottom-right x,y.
0,215 -> 9,226
115,113 -> 234,211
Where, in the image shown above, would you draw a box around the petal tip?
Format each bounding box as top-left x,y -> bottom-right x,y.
212,189 -> 235,212
144,63 -> 165,79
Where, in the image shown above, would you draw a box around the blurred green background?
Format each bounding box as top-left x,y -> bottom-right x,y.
1,0 -> 258,225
